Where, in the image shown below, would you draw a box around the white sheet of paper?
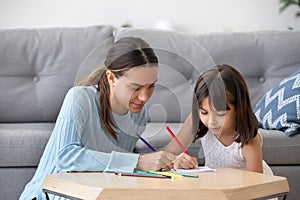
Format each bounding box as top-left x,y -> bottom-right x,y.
172,166 -> 216,173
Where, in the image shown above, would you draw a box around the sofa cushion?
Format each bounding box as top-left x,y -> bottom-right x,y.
0,25 -> 114,123
0,123 -> 53,167
115,30 -> 300,123
134,124 -> 300,166
254,69 -> 300,136
259,129 -> 300,165
191,31 -> 300,107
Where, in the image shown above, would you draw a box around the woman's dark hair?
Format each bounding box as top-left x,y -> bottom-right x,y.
78,37 -> 158,140
192,64 -> 258,147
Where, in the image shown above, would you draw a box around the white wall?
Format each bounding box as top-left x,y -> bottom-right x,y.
0,0 -> 299,33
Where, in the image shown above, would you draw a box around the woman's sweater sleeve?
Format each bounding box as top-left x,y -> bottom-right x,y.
56,142 -> 139,173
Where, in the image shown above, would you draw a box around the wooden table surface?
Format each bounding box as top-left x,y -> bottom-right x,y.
43,168 -> 289,200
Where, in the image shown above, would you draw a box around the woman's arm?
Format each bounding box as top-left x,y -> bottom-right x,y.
54,117 -> 140,173
57,144 -> 140,173
55,87 -> 177,173
242,134 -> 263,173
55,122 -> 174,173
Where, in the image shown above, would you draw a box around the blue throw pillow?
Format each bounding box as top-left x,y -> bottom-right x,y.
254,69 -> 300,136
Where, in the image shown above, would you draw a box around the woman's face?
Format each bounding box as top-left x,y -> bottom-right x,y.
108,66 -> 158,114
199,97 -> 236,136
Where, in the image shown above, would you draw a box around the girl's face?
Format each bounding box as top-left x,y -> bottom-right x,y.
199,97 -> 236,136
108,66 -> 158,115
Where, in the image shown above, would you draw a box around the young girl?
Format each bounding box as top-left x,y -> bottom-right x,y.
20,37 -> 175,200
166,64 -> 272,174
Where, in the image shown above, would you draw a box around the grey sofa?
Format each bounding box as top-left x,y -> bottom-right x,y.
0,25 -> 299,200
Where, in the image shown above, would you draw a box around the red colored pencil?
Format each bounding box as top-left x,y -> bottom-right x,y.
166,126 -> 189,155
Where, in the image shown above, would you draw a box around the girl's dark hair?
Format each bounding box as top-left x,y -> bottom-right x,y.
78,37 -> 158,140
192,64 -> 258,147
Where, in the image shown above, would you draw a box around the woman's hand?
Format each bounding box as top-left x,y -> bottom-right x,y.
136,151 -> 176,171
173,153 -> 198,169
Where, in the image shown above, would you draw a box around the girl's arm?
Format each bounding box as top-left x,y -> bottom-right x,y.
165,113 -> 198,169
242,134 -> 263,173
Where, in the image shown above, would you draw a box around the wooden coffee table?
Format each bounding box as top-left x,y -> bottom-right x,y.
43,168 -> 289,200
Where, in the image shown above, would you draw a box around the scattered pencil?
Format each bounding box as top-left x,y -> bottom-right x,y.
148,171 -> 183,179
115,172 -> 171,179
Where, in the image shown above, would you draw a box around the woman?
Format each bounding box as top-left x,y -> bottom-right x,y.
20,37 -> 175,200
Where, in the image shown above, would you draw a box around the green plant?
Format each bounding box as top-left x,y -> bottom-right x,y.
279,0 -> 300,17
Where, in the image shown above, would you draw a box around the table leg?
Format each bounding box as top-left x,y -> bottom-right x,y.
44,191 -> 50,200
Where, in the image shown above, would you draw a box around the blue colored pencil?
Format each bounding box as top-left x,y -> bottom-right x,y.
137,134 -> 157,152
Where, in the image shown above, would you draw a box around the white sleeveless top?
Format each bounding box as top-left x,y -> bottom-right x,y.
200,131 -> 273,175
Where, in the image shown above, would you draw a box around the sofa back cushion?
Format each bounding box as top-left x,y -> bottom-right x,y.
116,29 -> 300,123
192,31 -> 300,107
0,25 -> 114,122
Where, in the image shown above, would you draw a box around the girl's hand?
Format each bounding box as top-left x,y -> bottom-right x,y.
136,151 -> 175,171
173,153 -> 198,169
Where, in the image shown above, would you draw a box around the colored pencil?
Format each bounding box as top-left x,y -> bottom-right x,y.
148,171 -> 183,179
137,134 -> 157,152
166,126 -> 189,155
115,172 -> 170,179
181,173 -> 198,178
